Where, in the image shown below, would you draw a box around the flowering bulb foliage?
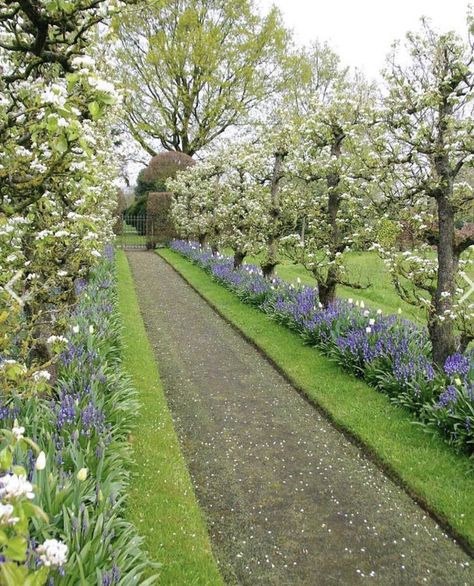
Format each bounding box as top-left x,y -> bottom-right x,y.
0,424 -> 67,583
373,19 -> 474,364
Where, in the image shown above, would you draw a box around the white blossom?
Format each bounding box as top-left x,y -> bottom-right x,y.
0,474 -> 35,501
37,539 -> 68,568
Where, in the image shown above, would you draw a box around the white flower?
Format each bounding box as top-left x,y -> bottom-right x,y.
0,504 -> 19,526
72,325 -> 80,334
88,325 -> 94,334
363,310 -> 370,317
91,250 -> 101,258
37,539 -> 68,568
88,77 -> 116,95
376,309 -> 382,315
12,424 -> 25,441
71,55 -> 95,70
369,318 -> 375,326
397,308 -> 402,315
47,335 -> 68,345
32,370 -> 51,382
77,468 -> 88,481
360,300 -> 365,309
365,326 -> 372,334
35,451 -> 46,471
348,298 -> 353,304
0,474 -> 35,501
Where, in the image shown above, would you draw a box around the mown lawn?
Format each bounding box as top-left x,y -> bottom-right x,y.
116,250 -> 223,585
159,247 -> 474,554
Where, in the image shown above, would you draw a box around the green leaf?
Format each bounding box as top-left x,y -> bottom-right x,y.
0,563 -> 30,586
24,567 -> 49,586
5,536 -> 28,562
88,101 -> 101,119
47,117 -> 58,134
0,448 -> 13,470
56,135 -> 69,154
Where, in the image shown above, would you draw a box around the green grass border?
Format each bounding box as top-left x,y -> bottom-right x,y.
116,250 -> 224,585
158,248 -> 474,556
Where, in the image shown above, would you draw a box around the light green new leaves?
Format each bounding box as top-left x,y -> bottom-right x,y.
115,0 -> 289,155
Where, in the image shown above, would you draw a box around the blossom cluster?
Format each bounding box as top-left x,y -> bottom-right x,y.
171,240 -> 474,454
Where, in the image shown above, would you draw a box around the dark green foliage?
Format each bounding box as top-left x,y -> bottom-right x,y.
129,153 -> 195,233
134,169 -> 163,199
146,192 -> 177,248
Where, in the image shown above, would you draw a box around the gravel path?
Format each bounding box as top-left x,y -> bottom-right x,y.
127,251 -> 473,586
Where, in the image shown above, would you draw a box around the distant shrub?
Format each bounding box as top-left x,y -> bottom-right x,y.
128,152 -> 195,235
146,192 -> 177,248
134,168 -> 161,199
143,151 -> 195,188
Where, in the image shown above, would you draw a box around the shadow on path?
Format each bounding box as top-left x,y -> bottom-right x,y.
127,251 -> 472,586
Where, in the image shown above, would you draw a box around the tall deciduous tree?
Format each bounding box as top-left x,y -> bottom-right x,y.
376,19 -> 474,366
115,0 -> 288,155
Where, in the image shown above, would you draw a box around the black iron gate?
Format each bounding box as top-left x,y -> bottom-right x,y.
116,215 -> 150,249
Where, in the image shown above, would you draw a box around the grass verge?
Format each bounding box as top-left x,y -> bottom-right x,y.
116,250 -> 224,585
158,247 -> 474,555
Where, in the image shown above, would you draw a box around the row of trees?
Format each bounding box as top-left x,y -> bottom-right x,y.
168,19 -> 474,367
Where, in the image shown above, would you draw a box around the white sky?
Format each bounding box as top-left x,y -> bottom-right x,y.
258,0 -> 472,81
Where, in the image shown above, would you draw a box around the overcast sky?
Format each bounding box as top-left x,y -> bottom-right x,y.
258,0 -> 472,81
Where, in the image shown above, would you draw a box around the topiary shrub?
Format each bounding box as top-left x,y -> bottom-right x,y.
142,151 -> 195,188
146,192 -> 177,248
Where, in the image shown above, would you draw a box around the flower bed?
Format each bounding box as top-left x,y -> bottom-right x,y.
170,240 -> 474,456
0,251 -> 156,583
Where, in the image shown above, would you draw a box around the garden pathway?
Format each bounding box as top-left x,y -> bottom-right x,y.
127,251 -> 473,586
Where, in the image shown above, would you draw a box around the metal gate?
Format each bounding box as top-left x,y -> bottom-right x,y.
116,215 -> 149,249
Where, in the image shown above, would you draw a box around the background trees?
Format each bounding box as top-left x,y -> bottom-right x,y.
115,0 -> 288,156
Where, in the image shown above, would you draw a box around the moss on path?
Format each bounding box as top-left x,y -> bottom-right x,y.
128,251 -> 473,586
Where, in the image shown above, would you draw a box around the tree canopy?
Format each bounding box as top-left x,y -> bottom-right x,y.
115,0 -> 288,155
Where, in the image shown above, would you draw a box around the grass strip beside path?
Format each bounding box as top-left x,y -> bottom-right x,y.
116,250 -> 224,585
158,248 -> 474,555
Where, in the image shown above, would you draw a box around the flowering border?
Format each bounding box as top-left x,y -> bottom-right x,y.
170,240 -> 473,457
0,249 -> 158,583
